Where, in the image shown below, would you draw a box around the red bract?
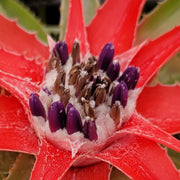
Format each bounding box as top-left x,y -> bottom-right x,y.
0,0 -> 180,179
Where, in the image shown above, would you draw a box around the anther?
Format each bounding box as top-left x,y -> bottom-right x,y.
72,41 -> 80,64
48,101 -> 66,132
29,93 -> 46,119
97,42 -> 114,71
66,106 -> 82,134
53,41 -> 69,65
106,61 -> 120,81
53,70 -> 66,94
118,66 -> 139,90
111,81 -> 128,107
109,102 -> 120,124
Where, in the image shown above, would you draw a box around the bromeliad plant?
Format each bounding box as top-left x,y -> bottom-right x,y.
0,0 -> 180,179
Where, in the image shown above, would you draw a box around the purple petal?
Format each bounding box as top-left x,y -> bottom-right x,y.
97,42 -> 114,71
106,61 -> 120,81
48,101 -> 66,132
118,66 -> 139,89
67,103 -> 73,114
53,41 -> 69,65
88,120 -> 98,141
83,120 -> 89,138
66,106 -> 82,134
29,93 -> 46,119
111,81 -> 128,107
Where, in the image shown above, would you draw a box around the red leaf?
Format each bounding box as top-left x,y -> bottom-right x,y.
65,0 -> 88,56
130,26 -> 180,88
0,14 -> 49,61
31,139 -> 78,180
62,162 -> 110,180
96,135 -> 179,180
0,49 -> 44,83
0,95 -> 38,154
115,40 -> 148,72
86,0 -> 145,56
0,70 -> 40,108
137,84 -> 180,134
120,112 -> 180,153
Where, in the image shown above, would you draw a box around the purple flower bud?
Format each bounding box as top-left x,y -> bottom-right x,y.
53,41 -> 69,65
97,42 -> 114,71
66,106 -> 82,134
106,61 -> 120,81
118,66 -> 139,89
111,81 -> 128,107
67,103 -> 73,114
83,120 -> 89,138
48,101 -> 66,132
83,120 -> 98,141
88,120 -> 98,141
29,93 -> 46,119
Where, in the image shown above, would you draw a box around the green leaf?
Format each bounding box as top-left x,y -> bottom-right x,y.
82,0 -> 99,25
135,0 -> 180,45
60,0 -> 69,40
167,148 -> 180,169
5,153 -> 35,180
152,52 -> 180,84
0,151 -> 18,175
0,0 -> 47,43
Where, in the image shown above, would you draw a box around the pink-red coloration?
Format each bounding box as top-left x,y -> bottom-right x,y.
0,14 -> 49,61
0,0 -> 180,179
87,0 -> 145,55
0,95 -> 38,154
137,84 -> 180,134
65,0 -> 88,56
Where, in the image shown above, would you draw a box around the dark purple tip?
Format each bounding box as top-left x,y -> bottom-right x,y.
53,41 -> 69,65
106,61 -> 120,81
66,106 -> 82,134
97,42 -> 114,71
48,101 -> 66,132
42,87 -> 51,96
111,81 -> 128,107
29,93 -> 46,119
88,120 -> 98,141
118,66 -> 139,90
67,103 -> 73,114
83,120 -> 98,141
83,120 -> 89,138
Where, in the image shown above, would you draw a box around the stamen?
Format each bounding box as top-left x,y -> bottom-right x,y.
83,120 -> 97,141
30,40 -> 140,145
106,61 -> 120,81
97,42 -> 114,71
94,85 -> 106,106
88,120 -> 98,141
66,105 -> 82,134
46,56 -> 60,73
72,41 -> 80,64
83,99 -> 95,118
29,93 -> 46,119
53,70 -> 66,94
48,101 -> 66,132
118,66 -> 139,90
111,81 -> 128,107
53,41 -> 69,65
110,102 -> 120,124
